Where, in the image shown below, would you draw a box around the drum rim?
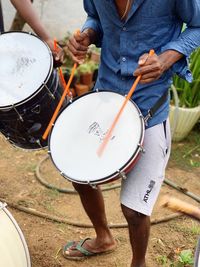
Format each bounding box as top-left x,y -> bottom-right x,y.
48,90 -> 145,185
0,202 -> 31,267
0,31 -> 53,110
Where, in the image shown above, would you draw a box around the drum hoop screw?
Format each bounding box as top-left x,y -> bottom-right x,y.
88,182 -> 98,189
117,170 -> 127,180
138,144 -> 145,153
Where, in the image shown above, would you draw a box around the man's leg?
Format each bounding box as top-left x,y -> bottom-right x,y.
64,183 -> 117,257
121,205 -> 150,267
120,120 -> 171,267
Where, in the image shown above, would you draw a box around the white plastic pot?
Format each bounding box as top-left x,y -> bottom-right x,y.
169,105 -> 200,141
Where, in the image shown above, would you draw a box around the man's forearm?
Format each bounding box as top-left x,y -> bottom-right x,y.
159,50 -> 184,72
10,0 -> 50,41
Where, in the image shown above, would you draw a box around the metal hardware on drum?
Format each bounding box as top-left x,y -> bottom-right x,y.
12,104 -> 24,122
144,111 -> 152,126
138,144 -> 145,154
117,170 -> 127,180
88,182 -> 98,189
43,83 -> 55,99
36,139 -> 43,149
31,104 -> 41,114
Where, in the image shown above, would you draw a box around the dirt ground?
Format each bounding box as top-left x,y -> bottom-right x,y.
0,130 -> 200,267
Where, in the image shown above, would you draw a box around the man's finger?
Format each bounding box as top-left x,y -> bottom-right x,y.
138,53 -> 149,66
134,63 -> 161,76
68,38 -> 88,52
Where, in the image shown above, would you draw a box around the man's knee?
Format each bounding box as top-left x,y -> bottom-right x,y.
72,182 -> 95,195
121,204 -> 148,225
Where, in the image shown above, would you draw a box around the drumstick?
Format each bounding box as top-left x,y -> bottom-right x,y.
161,195 -> 200,221
42,30 -> 81,140
97,49 -> 155,157
54,38 -> 59,53
58,67 -> 67,90
42,63 -> 77,140
54,39 -> 67,89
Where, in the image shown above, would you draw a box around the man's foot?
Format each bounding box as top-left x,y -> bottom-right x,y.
63,237 -> 117,260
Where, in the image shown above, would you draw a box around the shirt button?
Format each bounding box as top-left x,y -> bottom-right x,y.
122,57 -> 126,62
123,26 -> 126,31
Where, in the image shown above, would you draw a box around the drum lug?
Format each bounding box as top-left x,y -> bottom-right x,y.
117,170 -> 127,180
138,144 -> 145,154
43,83 -> 55,99
12,104 -> 24,122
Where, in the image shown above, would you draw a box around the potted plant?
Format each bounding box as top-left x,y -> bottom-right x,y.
77,61 -> 97,87
89,45 -> 101,64
170,47 -> 200,141
75,61 -> 99,96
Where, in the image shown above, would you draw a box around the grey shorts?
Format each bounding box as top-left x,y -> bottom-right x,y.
120,119 -> 171,216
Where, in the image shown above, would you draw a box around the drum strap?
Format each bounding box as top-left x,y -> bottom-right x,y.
144,90 -> 169,125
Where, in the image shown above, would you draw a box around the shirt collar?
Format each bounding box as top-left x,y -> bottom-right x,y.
104,0 -> 146,23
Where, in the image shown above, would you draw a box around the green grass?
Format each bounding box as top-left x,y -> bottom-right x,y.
170,130 -> 200,170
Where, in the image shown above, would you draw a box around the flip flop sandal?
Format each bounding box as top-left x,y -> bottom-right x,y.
63,238 -> 96,261
62,237 -> 117,261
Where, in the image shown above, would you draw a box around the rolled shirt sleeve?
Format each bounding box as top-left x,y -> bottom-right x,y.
161,0 -> 200,81
82,0 -> 103,47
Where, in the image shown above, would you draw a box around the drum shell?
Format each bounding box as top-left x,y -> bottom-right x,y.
0,202 -> 31,267
0,70 -> 66,149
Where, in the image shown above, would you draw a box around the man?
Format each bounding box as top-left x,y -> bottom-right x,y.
65,1 -> 200,266
0,0 -> 62,60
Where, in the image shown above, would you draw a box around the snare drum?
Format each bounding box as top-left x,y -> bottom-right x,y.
0,32 -> 65,149
0,202 -> 31,267
49,91 -> 145,185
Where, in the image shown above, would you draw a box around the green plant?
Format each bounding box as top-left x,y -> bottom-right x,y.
77,60 -> 98,74
172,47 -> 200,108
156,255 -> 169,266
177,249 -> 194,266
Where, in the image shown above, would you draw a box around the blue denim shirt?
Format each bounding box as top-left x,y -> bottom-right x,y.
82,0 -> 200,128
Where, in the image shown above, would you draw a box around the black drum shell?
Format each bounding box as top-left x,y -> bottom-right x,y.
0,69 -> 67,149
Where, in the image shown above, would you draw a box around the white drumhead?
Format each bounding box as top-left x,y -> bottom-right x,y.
0,32 -> 52,107
49,91 -> 144,184
0,203 -> 31,267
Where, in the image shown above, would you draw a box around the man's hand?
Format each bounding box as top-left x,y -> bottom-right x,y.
46,39 -> 64,68
67,29 -> 98,64
67,31 -> 91,64
133,50 -> 183,84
